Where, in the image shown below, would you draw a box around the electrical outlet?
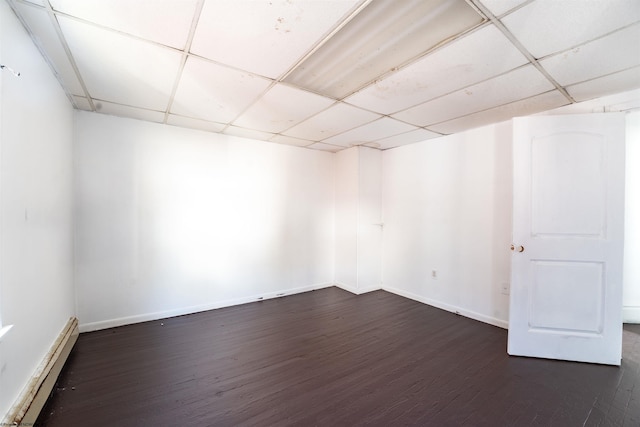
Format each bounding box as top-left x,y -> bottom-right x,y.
431,270 -> 437,279
501,282 -> 510,295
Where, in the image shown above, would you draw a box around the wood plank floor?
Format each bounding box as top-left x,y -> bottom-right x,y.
36,288 -> 640,426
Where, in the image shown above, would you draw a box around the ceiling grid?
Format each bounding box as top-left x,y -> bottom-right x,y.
162,0 -> 206,125
5,0 -> 640,152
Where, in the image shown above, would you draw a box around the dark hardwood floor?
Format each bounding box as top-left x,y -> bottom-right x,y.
36,288 -> 640,426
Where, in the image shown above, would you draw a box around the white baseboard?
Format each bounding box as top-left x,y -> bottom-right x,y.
334,282 -> 382,295
79,282 -> 334,332
624,306 -> 640,324
334,282 -> 358,294
80,282 -> 509,332
382,285 -> 509,330
3,318 -> 79,426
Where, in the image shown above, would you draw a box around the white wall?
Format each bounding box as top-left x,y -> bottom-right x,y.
0,1 -> 75,420
624,111 -> 640,322
357,146 -> 382,291
381,106 -> 638,328
334,147 -> 358,289
382,123 -> 513,328
334,146 -> 382,293
74,112 -> 335,331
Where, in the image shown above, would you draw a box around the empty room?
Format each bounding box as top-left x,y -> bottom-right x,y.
1,0 -> 640,425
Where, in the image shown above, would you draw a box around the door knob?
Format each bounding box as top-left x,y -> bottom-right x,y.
517,245 -> 524,252
510,244 -> 515,251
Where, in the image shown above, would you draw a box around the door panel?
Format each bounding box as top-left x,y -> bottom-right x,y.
531,133 -> 606,237
529,260 -> 604,334
508,113 -> 625,366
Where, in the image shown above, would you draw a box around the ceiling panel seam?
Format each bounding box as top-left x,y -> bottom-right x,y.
534,21 -> 640,63
163,0 -> 205,124
427,88 -> 566,128
40,0 -> 96,110
267,101 -> 340,138
46,8 -> 186,55
185,52 -> 275,81
487,0 -> 536,20
6,0 -> 81,108
222,84 -> 278,134
566,65 -> 640,90
90,98 -> 165,114
386,62 -> 548,119
469,0 -> 575,104
316,116 -> 382,144
270,97 -> 419,139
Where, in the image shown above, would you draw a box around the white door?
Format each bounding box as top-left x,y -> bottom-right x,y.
508,113 -> 625,366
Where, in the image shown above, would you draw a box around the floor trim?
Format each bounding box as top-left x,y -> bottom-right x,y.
382,285 -> 509,329
79,282 -> 334,332
3,317 -> 79,426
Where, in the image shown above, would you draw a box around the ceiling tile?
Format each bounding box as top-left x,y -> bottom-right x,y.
478,0 -> 529,17
283,102 -> 380,141
392,65 -> 555,126
171,56 -> 272,124
95,101 -> 165,123
15,2 -> 85,95
428,90 -> 570,134
362,142 -> 381,149
73,95 -> 92,111
566,67 -> 640,103
233,84 -> 335,133
540,24 -> 640,86
11,0 -> 638,145
322,117 -> 417,147
166,114 -> 226,133
58,16 -> 182,110
373,128 -> 442,150
502,0 -> 640,59
269,134 -> 314,147
191,0 -> 361,79
543,88 -> 640,114
224,125 -> 274,141
346,25 -> 528,114
609,98 -> 640,112
49,0 -> 198,49
305,142 -> 344,153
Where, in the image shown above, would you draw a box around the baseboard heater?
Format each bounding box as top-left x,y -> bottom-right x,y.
4,317 -> 79,426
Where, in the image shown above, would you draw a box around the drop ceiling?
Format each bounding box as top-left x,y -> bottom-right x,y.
6,0 -> 640,152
